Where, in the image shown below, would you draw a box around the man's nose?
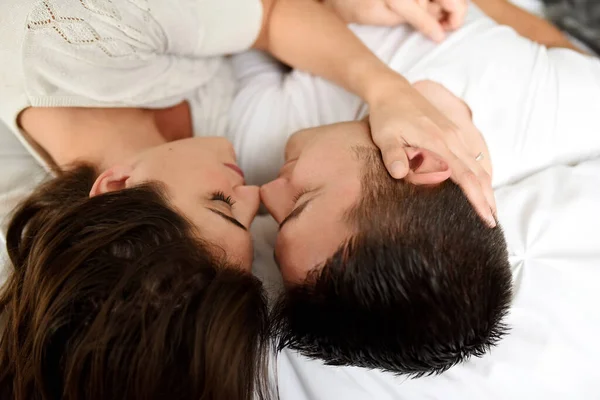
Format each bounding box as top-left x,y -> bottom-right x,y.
260,178 -> 293,224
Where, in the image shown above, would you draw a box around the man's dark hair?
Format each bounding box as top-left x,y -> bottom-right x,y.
271,148 -> 513,376
0,165 -> 273,400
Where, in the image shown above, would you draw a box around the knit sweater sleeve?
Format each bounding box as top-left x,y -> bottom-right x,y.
21,0 -> 263,107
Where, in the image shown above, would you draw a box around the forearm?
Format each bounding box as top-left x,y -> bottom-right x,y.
473,0 -> 585,53
253,0 -> 408,103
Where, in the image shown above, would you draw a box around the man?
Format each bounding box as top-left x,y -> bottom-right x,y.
229,0 -> 600,376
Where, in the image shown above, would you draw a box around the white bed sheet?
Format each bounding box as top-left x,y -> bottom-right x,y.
1,0 -> 599,398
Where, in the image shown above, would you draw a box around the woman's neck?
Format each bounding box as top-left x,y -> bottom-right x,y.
153,101 -> 193,142
18,106 -> 174,171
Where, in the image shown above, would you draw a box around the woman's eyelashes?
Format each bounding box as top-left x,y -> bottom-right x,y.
211,191 -> 236,207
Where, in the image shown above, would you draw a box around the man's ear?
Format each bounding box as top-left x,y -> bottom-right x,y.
403,147 -> 451,185
89,165 -> 134,198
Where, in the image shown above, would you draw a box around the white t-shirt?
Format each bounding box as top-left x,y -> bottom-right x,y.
0,0 -> 263,166
230,5 -> 600,188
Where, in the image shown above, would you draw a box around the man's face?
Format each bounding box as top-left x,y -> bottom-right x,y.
260,121 -> 375,283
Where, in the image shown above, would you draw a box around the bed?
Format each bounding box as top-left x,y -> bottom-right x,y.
1,1 -> 599,398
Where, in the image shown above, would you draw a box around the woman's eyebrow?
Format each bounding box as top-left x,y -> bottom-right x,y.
206,208 -> 247,231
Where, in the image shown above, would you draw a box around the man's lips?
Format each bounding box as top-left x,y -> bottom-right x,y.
282,157 -> 298,167
225,163 -> 245,179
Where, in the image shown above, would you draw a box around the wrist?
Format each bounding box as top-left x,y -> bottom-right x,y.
360,67 -> 412,105
347,56 -> 411,104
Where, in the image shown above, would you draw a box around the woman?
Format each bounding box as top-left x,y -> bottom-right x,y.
0,132 -> 271,399
0,0 -> 489,399
0,164 -> 271,400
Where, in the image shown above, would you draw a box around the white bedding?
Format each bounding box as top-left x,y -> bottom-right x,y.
1,0 -> 600,398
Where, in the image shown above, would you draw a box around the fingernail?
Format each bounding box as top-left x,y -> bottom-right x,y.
488,214 -> 497,228
390,161 -> 406,178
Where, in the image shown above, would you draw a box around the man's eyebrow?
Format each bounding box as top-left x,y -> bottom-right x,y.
207,208 -> 247,231
279,198 -> 313,231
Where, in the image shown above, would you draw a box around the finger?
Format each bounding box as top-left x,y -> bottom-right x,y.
441,19 -> 454,32
461,154 -> 497,217
365,9 -> 405,26
436,0 -> 467,30
446,133 -> 498,218
412,132 -> 496,224
360,2 -> 406,26
445,154 -> 497,227
427,120 -> 497,223
377,137 -> 411,179
415,0 -> 429,9
427,1 -> 444,21
387,0 -> 446,42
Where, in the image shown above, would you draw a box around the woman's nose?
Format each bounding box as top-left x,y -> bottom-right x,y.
234,185 -> 260,225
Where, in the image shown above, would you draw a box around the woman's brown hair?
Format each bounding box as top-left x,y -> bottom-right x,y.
0,165 -> 273,400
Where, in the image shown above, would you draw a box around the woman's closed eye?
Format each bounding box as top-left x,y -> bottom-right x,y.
211,191 -> 236,207
207,191 -> 247,231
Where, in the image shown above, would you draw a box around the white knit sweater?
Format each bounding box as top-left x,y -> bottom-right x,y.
0,0 -> 263,165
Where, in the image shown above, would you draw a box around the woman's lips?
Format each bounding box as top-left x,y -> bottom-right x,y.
225,163 -> 245,179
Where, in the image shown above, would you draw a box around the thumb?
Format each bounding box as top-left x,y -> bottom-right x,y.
379,140 -> 410,179
387,0 -> 446,42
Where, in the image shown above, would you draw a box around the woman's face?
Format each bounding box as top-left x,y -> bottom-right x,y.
94,137 -> 260,269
